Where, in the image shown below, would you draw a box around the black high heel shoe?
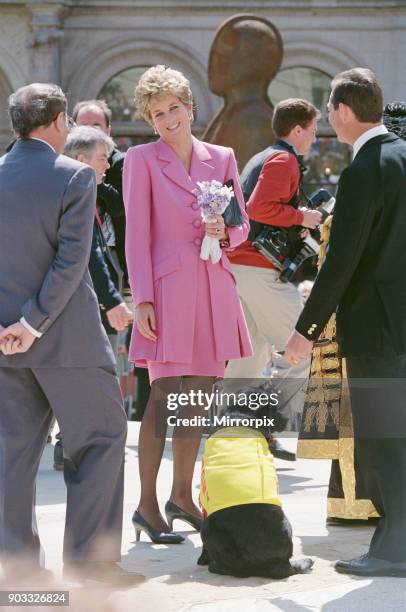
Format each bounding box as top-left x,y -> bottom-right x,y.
132,510 -> 185,544
165,501 -> 203,532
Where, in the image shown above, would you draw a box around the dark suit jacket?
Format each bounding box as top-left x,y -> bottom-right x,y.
296,132 -> 406,357
89,219 -> 123,335
0,138 -> 115,368
97,147 -> 127,284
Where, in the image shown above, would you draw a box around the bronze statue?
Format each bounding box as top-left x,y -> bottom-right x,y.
203,14 -> 283,170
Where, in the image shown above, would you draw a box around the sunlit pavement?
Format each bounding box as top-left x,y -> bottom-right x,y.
32,423 -> 404,611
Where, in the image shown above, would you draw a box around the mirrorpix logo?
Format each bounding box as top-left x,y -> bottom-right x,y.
165,389 -> 279,428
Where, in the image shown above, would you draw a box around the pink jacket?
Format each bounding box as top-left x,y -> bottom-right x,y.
123,136 -> 253,366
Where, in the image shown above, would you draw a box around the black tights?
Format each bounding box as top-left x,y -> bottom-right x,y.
137,375 -> 215,531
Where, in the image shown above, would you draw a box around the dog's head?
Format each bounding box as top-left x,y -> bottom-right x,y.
217,386 -> 287,442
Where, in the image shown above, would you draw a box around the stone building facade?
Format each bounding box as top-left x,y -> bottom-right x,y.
0,0 -> 405,154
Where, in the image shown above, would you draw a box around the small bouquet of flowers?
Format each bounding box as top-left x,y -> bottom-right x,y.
195,180 -> 235,264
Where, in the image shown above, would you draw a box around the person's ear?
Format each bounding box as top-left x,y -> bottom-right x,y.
338,103 -> 351,123
55,112 -> 66,133
76,153 -> 86,163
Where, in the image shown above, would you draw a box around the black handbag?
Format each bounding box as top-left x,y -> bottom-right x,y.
222,179 -> 245,227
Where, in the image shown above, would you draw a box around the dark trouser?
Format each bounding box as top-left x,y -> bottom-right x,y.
346,351 -> 406,562
0,366 -> 127,568
133,367 -> 151,421
107,333 -> 118,357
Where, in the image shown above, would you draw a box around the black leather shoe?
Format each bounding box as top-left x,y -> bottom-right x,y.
64,562 -> 145,587
132,510 -> 185,544
53,440 -> 64,471
165,500 -> 203,532
335,553 -> 406,577
269,438 -> 296,461
327,516 -> 380,527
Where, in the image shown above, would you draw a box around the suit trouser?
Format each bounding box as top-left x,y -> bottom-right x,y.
0,365 -> 127,568
346,352 -> 406,562
50,335 -> 119,442
225,264 -> 310,426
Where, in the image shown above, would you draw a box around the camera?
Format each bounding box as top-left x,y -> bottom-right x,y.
252,189 -> 335,282
279,189 -> 335,283
251,227 -> 292,270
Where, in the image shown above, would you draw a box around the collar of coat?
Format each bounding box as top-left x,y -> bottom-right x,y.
355,132 -> 399,158
155,135 -> 216,195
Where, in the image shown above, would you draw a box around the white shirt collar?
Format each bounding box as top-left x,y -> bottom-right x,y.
352,124 -> 388,160
28,137 -> 56,153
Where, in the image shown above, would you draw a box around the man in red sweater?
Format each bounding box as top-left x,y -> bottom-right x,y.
226,99 -> 321,434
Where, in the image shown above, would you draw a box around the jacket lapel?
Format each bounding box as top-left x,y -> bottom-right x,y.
190,136 -> 215,186
155,138 -> 194,194
155,136 -> 215,195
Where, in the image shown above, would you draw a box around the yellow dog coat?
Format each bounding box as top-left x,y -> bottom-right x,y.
199,426 -> 281,517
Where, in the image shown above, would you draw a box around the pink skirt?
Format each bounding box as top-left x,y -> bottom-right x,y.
148,258 -> 225,384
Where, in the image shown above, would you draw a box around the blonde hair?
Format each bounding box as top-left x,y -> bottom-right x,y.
134,65 -> 194,123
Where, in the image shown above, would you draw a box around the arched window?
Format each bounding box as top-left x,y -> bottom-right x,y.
268,66 -> 350,194
98,66 -> 153,150
99,66 -> 147,123
269,66 -> 331,125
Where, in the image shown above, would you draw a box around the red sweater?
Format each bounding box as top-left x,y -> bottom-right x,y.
229,150 -> 304,270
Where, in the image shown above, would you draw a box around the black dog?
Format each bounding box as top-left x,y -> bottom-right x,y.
197,388 -> 313,578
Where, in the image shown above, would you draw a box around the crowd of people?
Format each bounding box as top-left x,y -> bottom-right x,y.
1,63 -> 406,585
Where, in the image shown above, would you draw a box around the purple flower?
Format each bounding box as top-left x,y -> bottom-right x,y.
194,180 -> 234,221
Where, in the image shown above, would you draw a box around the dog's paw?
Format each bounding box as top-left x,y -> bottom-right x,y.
290,557 -> 314,574
197,548 -> 210,566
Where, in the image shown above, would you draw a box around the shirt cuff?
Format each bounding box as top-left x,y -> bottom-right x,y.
20,317 -> 42,338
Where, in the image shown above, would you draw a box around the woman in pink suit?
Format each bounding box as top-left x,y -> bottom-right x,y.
123,65 -> 252,544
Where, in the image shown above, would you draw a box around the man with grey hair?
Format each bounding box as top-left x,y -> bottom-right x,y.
73,100 -> 128,287
65,123 -> 114,166
0,84 -> 140,586
64,126 -> 132,343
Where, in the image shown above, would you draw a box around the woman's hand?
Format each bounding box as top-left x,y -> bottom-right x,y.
204,214 -> 228,241
135,302 -> 157,341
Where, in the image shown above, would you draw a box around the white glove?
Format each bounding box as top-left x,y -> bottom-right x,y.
200,235 -> 222,264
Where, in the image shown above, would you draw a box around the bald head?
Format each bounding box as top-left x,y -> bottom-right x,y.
73,100 -> 112,135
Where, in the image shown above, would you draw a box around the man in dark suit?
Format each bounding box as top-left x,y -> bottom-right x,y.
72,99 -> 127,285
0,84 -> 140,585
286,68 -> 406,576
